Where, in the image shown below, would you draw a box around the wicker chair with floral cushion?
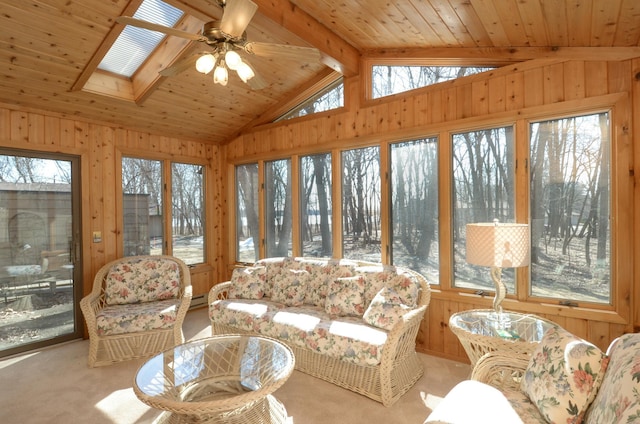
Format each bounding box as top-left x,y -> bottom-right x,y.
426,327 -> 640,424
80,255 -> 192,367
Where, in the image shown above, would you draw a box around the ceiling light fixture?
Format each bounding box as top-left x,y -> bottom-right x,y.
213,59 -> 229,86
195,48 -> 255,86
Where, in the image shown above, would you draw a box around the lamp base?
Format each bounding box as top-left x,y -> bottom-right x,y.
490,266 -> 506,314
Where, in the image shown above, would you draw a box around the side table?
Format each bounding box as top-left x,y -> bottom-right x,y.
449,309 -> 557,367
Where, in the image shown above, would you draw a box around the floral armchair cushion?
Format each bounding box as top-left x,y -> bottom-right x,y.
363,287 -> 411,330
104,257 -> 181,305
271,269 -> 308,306
325,276 -> 366,317
584,332 -> 640,424
96,299 -> 180,336
521,326 -> 608,424
228,266 -> 267,299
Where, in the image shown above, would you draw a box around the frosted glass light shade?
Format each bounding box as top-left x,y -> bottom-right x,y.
195,54 -> 215,74
213,62 -> 228,86
225,50 -> 242,70
236,61 -> 255,82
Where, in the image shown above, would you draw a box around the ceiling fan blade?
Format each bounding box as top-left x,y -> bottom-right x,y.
220,0 -> 258,38
244,42 -> 322,63
159,53 -> 207,77
116,16 -> 207,42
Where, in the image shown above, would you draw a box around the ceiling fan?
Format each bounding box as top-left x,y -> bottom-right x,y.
116,0 -> 322,89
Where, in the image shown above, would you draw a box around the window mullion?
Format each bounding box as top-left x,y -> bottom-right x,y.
515,120 -> 529,301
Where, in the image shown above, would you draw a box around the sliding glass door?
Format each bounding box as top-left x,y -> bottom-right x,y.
0,151 -> 82,357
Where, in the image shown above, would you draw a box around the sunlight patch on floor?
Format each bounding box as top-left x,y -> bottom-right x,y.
96,388 -> 147,422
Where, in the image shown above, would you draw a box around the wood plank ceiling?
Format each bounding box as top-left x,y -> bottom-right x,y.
0,0 -> 639,144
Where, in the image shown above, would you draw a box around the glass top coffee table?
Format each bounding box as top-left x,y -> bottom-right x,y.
449,309 -> 557,367
133,334 -> 295,424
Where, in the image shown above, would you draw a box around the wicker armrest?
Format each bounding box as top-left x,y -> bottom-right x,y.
208,281 -> 231,304
471,350 -> 530,391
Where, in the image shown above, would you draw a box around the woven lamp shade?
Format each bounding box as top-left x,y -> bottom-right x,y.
466,222 -> 530,268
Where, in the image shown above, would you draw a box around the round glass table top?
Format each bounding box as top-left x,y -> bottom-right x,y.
134,335 -> 295,415
450,309 -> 556,342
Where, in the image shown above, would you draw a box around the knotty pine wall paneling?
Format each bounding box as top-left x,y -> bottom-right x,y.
227,58 -> 639,362
0,106 -> 223,303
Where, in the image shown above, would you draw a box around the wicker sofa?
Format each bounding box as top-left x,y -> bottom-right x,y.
208,257 -> 431,406
425,327 -> 640,424
80,255 -> 192,367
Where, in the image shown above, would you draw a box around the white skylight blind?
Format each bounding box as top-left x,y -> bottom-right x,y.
98,0 -> 184,77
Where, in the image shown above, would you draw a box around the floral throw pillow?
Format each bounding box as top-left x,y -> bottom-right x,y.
584,332 -> 640,424
228,266 -> 267,299
271,269 -> 308,306
521,326 -> 608,424
363,287 -> 411,330
325,276 -> 366,317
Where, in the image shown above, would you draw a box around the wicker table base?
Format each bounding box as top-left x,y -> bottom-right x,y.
153,394 -> 288,424
134,335 -> 294,424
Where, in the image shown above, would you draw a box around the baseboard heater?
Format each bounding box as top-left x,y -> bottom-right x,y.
190,294 -> 207,310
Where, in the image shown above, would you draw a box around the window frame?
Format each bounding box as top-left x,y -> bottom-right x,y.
117,150 -> 209,269
438,93 -> 630,324
228,92 -> 630,325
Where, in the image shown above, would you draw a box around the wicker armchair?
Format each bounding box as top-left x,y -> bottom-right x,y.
80,255 -> 192,367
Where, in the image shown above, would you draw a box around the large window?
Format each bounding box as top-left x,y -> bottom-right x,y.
452,126 -> 516,293
342,147 -> 381,262
122,157 -> 205,264
300,153 -> 332,257
171,163 -> 204,265
529,113 -> 611,304
236,163 -> 259,263
449,112 -> 613,306
372,66 -> 494,99
122,158 -> 163,256
230,108 -> 617,311
390,138 -> 439,278
265,159 -> 292,258
278,79 -> 344,121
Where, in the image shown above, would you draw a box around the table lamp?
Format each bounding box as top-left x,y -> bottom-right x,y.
466,220 -> 529,318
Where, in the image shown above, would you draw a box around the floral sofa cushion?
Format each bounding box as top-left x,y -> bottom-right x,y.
584,332 -> 640,424
363,287 -> 411,330
271,269 -> 308,306
210,298 -> 285,333
228,266 -> 267,299
254,305 -> 387,366
325,276 -> 366,317
295,258 -> 356,307
255,257 -> 298,297
521,326 -> 608,424
210,299 -> 387,366
104,257 -> 181,305
96,299 -> 180,336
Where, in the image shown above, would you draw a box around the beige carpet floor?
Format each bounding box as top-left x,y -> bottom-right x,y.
0,307 -> 470,423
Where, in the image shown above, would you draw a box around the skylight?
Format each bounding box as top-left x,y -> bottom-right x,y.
98,0 -> 184,77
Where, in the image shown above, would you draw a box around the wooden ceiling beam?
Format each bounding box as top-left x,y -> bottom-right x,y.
252,0 -> 360,77
362,47 -> 640,64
